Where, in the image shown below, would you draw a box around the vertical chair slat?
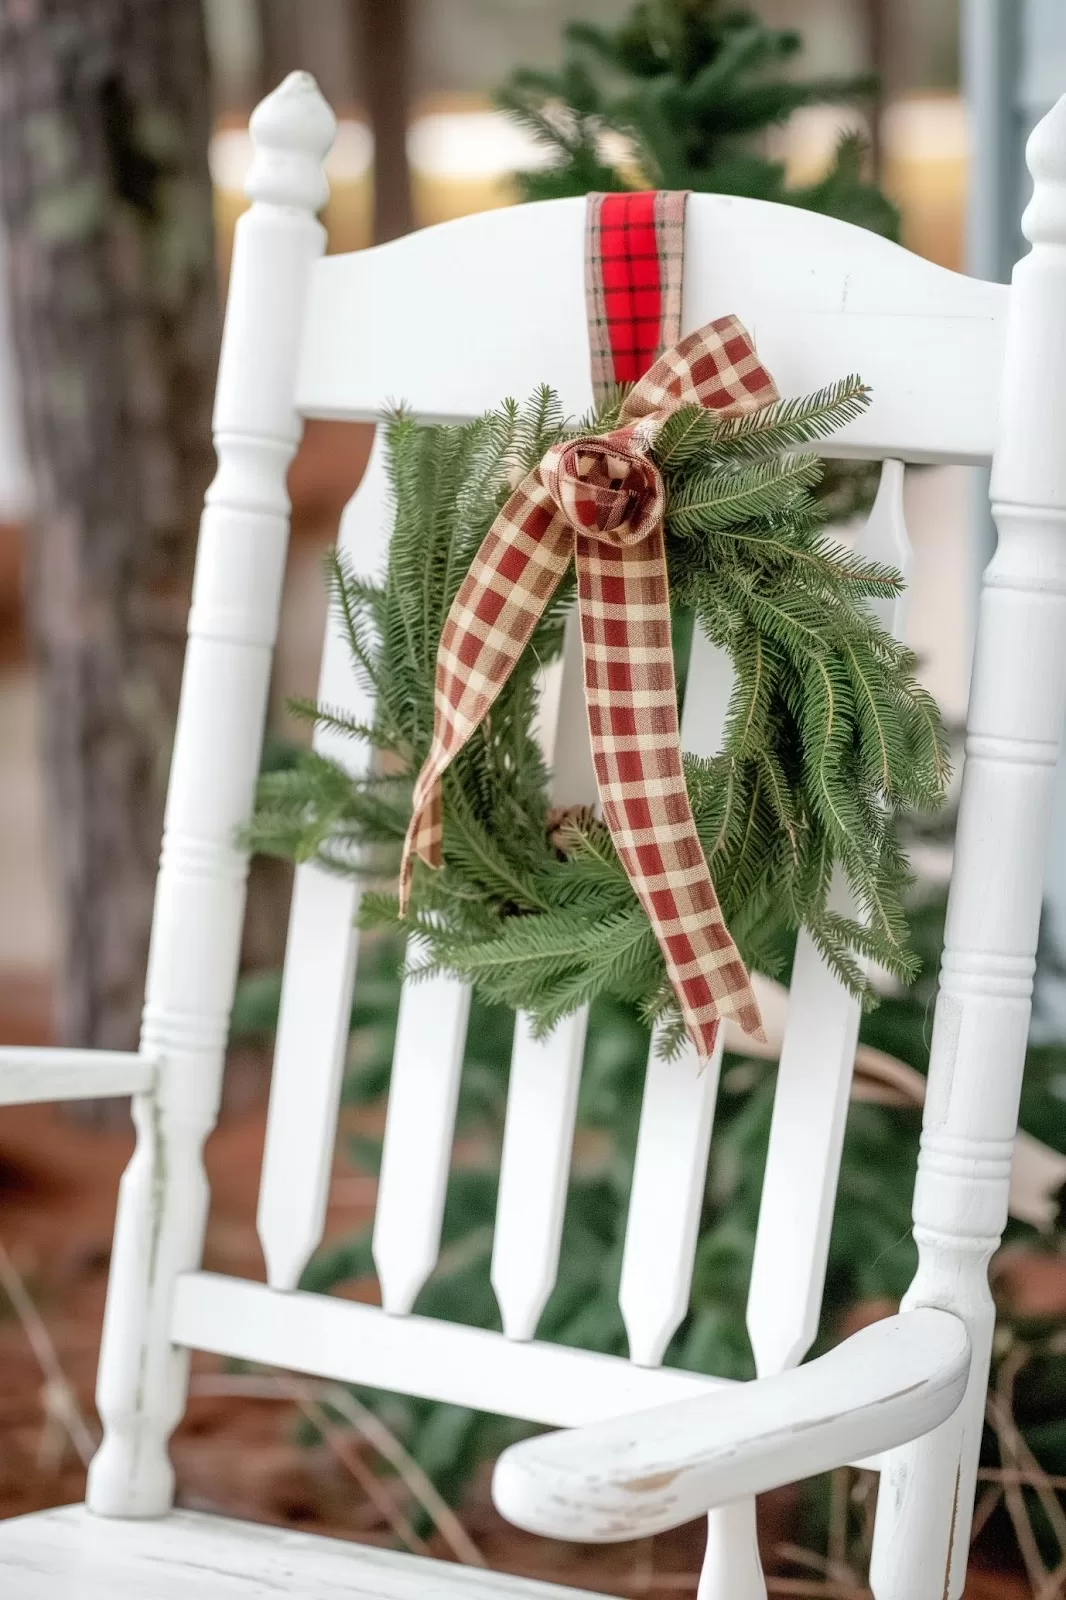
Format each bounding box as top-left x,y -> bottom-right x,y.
746,460 -> 911,1377
619,624 -> 734,1368
257,437 -> 390,1292
745,897 -> 864,1377
491,1011 -> 590,1340
693,462 -> 910,1600
620,1029 -> 726,1367
492,613 -> 600,1341
373,972 -> 472,1314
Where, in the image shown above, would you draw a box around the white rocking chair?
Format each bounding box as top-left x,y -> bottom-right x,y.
0,69 -> 1063,1600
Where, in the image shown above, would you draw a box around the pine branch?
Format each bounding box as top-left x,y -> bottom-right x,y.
667,454 -> 823,535
706,377 -> 872,460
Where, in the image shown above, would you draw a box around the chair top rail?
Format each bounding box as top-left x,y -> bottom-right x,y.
295,194 -> 1007,465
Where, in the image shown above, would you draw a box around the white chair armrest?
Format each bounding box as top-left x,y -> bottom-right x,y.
492,1309 -> 969,1542
0,1047 -> 154,1106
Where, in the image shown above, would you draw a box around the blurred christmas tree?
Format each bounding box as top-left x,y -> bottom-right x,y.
498,0 -> 898,239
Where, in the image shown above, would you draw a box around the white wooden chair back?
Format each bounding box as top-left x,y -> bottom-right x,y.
7,71 -> 1066,1600
246,85 -> 1004,1400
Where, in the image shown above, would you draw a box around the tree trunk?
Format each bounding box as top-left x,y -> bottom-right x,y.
360,0 -> 413,242
257,0 -> 305,104
0,0 -> 219,1053
864,0 -> 889,181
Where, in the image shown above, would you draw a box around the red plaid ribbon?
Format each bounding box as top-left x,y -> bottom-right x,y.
401,193 -> 778,1058
585,191 -> 687,400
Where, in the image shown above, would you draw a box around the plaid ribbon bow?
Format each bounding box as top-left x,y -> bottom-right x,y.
401,195 -> 779,1059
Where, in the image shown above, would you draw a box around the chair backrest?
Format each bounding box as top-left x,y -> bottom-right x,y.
85,70 -> 1066,1599
246,81 -> 1007,1408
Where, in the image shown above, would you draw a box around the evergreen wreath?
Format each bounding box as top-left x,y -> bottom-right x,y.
250,379 -> 950,1052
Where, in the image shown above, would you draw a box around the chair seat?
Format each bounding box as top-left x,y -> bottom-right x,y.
0,1505 -> 612,1600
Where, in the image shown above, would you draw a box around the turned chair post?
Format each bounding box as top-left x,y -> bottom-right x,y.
871,95 -> 1066,1600
85,74 -> 335,1517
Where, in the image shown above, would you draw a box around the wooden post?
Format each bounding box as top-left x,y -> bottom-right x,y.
870,94 -> 1066,1600
863,0 -> 889,181
85,72 -> 335,1517
360,0 -> 413,242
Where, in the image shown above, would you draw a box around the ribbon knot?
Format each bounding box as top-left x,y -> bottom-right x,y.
547,438 -> 664,546
400,313 -> 779,1060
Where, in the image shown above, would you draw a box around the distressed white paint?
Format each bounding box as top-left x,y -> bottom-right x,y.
0,1505 -> 599,1600
257,435 -> 391,1292
493,1310 -> 969,1543
84,72 -> 336,1519
747,460 -> 912,1380
0,1049 -> 153,1105
0,71 -> 1054,1600
872,98 -> 1066,1600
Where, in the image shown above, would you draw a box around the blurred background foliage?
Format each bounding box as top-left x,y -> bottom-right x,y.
497,1 -> 898,235
207,0 -> 967,271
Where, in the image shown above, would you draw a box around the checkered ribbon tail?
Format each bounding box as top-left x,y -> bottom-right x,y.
400,206 -> 778,1060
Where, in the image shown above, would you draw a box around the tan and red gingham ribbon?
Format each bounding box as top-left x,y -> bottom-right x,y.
401,192 -> 779,1059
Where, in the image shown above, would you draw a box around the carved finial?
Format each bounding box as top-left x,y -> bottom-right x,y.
1022,93 -> 1066,247
247,71 -> 336,212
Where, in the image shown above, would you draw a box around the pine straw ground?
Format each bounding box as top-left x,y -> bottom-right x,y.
0,1090 -> 1049,1598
